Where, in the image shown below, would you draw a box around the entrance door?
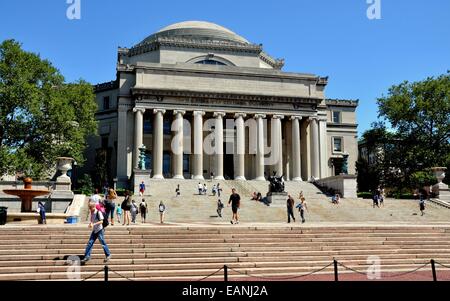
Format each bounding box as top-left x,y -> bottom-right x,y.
224,154 -> 234,180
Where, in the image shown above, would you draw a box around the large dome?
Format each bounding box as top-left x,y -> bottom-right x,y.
141,21 -> 250,44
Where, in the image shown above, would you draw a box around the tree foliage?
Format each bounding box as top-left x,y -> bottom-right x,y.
377,71 -> 450,169
358,72 -> 450,191
0,39 -> 97,179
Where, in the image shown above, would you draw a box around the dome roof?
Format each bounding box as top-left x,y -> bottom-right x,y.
141,21 -> 250,44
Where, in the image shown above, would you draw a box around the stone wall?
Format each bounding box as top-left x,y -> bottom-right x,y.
316,174 -> 357,198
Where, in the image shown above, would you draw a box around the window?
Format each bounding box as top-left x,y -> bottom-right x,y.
103,96 -> 110,110
183,155 -> 190,173
195,59 -> 226,66
163,118 -> 171,135
145,153 -> 152,170
333,137 -> 343,152
163,153 -> 171,175
144,119 -> 152,134
333,111 -> 341,123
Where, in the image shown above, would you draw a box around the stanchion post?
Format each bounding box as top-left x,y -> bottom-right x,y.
104,265 -> 109,282
224,265 -> 228,282
333,259 -> 338,281
431,259 -> 437,281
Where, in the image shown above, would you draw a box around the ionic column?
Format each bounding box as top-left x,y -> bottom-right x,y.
271,115 -> 284,177
133,107 -> 145,169
254,114 -> 266,181
193,111 -> 205,180
310,116 -> 320,179
172,110 -> 185,179
291,116 -> 303,181
152,109 -> 165,179
213,112 -> 225,180
234,113 -> 247,180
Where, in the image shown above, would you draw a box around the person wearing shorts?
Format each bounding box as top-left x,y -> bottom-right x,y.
228,188 -> 241,224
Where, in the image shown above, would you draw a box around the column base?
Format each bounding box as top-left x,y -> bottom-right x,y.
152,175 -> 165,180
172,175 -> 185,180
234,176 -> 246,181
193,175 -> 205,180
291,177 -> 303,182
214,176 -> 225,180
253,176 -> 266,181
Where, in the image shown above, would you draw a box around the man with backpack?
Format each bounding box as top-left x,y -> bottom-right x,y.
140,200 -> 148,223
81,201 -> 111,264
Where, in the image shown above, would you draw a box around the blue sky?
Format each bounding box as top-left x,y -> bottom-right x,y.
1,0 -> 449,136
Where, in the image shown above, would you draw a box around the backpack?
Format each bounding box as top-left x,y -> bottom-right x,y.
159,204 -> 165,213
97,211 -> 109,229
140,203 -> 147,213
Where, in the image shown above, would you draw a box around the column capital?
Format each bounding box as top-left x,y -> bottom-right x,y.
193,110 -> 206,116
272,114 -> 284,120
290,115 -> 303,121
173,110 -> 186,116
133,107 -> 146,114
213,111 -> 226,118
253,114 -> 266,119
234,112 -> 247,118
153,109 -> 166,115
309,116 -> 319,121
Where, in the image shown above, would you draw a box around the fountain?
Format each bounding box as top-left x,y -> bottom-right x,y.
3,177 -> 50,212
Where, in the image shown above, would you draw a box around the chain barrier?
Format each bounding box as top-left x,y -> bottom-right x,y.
336,262 -> 368,276
338,261 -> 430,279
382,262 -> 430,279
435,261 -> 450,269
108,268 -> 136,281
227,262 -> 334,281
196,267 -> 224,281
81,268 -> 104,281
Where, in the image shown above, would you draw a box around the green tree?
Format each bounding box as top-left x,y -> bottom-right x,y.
377,71 -> 450,170
0,39 -> 97,179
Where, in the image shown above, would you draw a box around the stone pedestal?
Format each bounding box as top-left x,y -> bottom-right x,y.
133,169 -> 152,196
432,167 -> 450,203
266,192 -> 288,207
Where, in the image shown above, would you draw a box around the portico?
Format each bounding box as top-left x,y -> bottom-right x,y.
88,21 -> 358,189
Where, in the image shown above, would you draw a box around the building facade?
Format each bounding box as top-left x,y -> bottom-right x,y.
85,21 -> 358,189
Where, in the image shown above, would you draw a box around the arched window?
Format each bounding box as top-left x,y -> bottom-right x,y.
194,59 -> 227,66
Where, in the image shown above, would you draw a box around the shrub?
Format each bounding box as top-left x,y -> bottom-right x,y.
357,192 -> 373,199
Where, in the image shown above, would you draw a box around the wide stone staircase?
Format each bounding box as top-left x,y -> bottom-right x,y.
96,180 -> 450,224
1,225 -> 450,281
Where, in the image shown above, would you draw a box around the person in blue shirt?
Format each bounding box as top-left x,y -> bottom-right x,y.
37,201 -> 46,224
139,181 -> 146,196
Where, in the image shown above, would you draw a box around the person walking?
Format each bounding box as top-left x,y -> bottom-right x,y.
197,182 -> 203,195
372,191 -> 380,208
203,183 -> 208,195
287,195 -> 296,223
105,188 -> 117,226
228,188 -> 241,224
296,196 -> 308,223
140,199 -> 148,223
116,203 -> 122,224
130,200 -> 139,224
217,199 -> 224,218
212,184 -> 217,196
217,183 -> 222,197
175,184 -> 181,197
37,201 -> 46,224
81,201 -> 111,264
139,181 -> 146,197
159,201 -> 166,224
419,191 -> 426,216
121,191 -> 131,226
